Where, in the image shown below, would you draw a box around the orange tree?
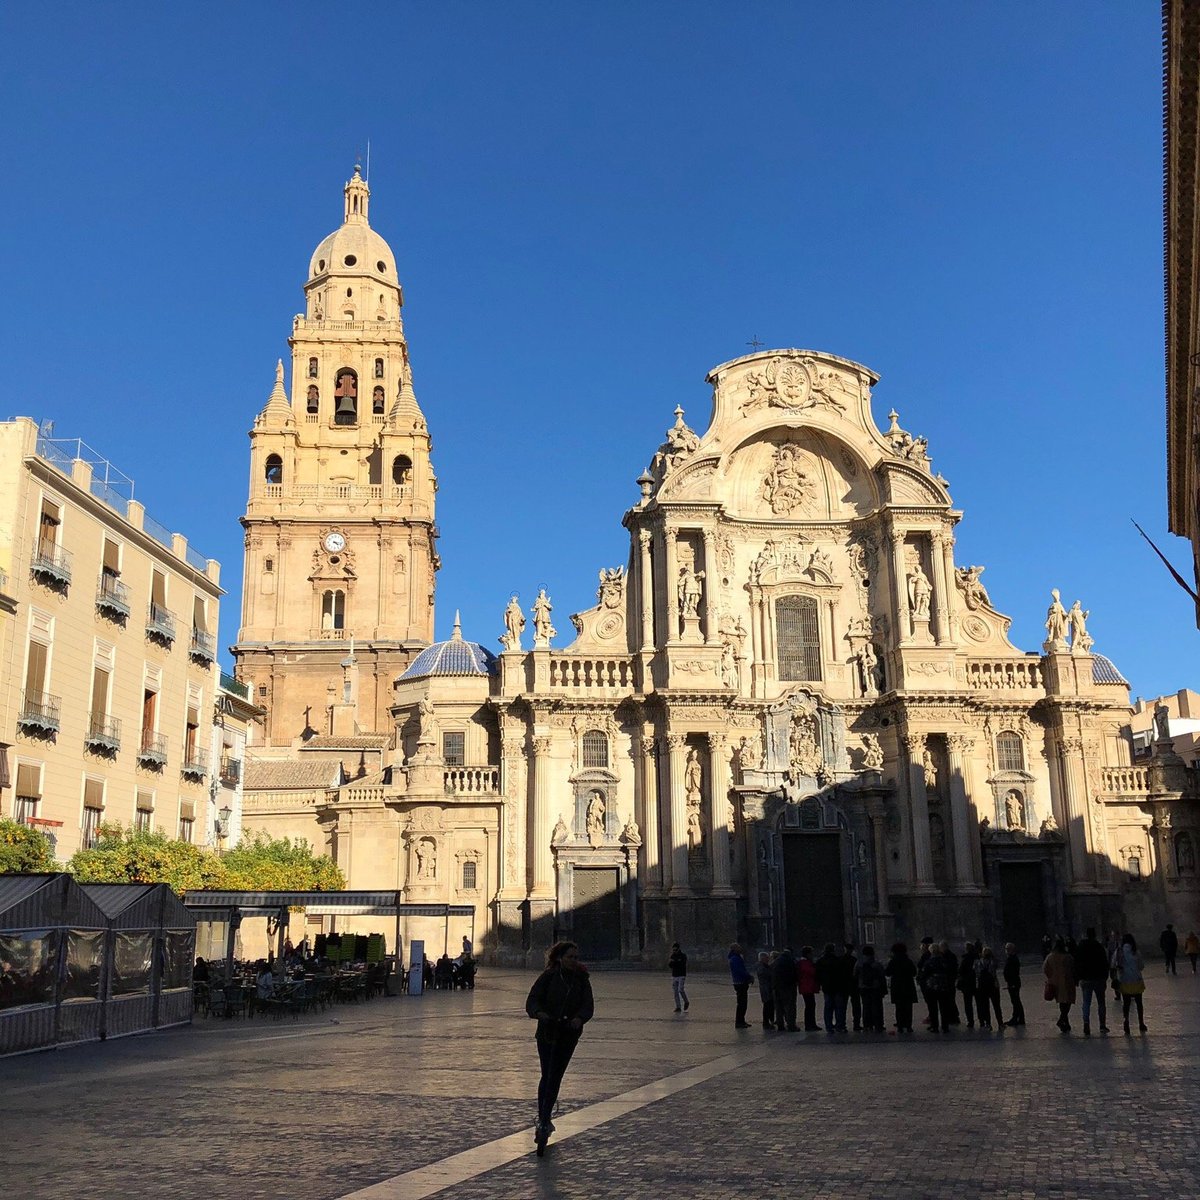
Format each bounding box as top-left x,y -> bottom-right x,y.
0,818 -> 56,874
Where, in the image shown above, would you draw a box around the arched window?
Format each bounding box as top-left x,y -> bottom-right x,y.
582,730 -> 609,769
333,368 -> 358,426
264,454 -> 283,485
374,358 -> 384,379
462,860 -> 477,890
321,589 -> 345,632
996,731 -> 1025,772
392,455 -> 412,486
307,357 -> 318,379
306,385 -> 319,413
775,595 -> 821,681
372,386 -> 385,414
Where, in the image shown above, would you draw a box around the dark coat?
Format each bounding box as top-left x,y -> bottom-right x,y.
526,965 -> 594,1042
668,949 -> 688,978
797,956 -> 818,995
919,950 -> 953,995
1003,953 -> 1022,989
816,951 -> 854,994
1160,928 -> 1179,956
772,950 -> 798,989
1073,937 -> 1109,983
856,958 -> 887,994
728,951 -> 753,985
885,952 -> 918,1003
957,951 -> 977,992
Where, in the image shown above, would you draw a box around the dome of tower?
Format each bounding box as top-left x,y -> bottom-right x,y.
400,613 -> 497,680
307,166 -> 399,285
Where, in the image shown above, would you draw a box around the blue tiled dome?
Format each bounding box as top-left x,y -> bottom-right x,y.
400,613 -> 497,680
1092,654 -> 1129,686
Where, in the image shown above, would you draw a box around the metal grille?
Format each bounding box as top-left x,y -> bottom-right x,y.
996,732 -> 1025,772
461,860 -> 477,890
581,730 -> 609,769
775,595 -> 822,681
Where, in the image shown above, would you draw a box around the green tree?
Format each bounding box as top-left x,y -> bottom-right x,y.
217,832 -> 344,891
0,818 -> 56,874
69,824 -> 223,893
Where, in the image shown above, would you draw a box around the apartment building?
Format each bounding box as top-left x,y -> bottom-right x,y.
0,417 -> 223,859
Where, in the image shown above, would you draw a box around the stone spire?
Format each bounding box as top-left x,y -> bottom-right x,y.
343,163 -> 370,225
388,369 -> 427,432
257,359 -> 293,427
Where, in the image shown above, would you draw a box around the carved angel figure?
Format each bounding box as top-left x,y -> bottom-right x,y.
955,565 -> 991,611
862,732 -> 885,771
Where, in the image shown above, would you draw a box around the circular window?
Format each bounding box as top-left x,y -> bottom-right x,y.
318,259 -> 326,271
344,254 -> 357,266
377,260 -> 387,272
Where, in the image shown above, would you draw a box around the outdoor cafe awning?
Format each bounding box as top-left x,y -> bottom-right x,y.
182,890 -> 476,919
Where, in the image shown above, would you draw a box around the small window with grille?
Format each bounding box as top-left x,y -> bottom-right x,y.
775,595 -> 822,681
996,731 -> 1025,773
443,731 -> 465,766
582,729 -> 609,769
462,860 -> 477,890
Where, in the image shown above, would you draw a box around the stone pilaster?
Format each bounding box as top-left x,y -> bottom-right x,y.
666,732 -> 691,896
702,528 -> 717,645
638,528 -> 654,652
904,733 -> 936,891
1058,735 -> 1094,887
889,528 -> 909,643
945,733 -> 981,892
664,524 -> 679,643
706,732 -> 734,896
639,734 -> 663,896
529,734 -> 554,899
930,529 -> 952,644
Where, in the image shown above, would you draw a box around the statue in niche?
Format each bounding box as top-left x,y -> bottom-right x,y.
1005,790 -> 1024,830
415,838 -> 436,880
907,561 -> 932,619
417,696 -> 436,744
501,595 -> 524,651
687,807 -> 703,851
929,814 -> 947,868
762,443 -> 816,515
586,791 -> 606,841
922,746 -> 938,790
721,639 -> 738,688
532,589 -> 556,647
857,641 -> 879,697
684,747 -> 703,805
677,561 -> 704,620
1067,600 -> 1093,653
1044,589 -> 1068,647
736,734 -> 763,774
551,815 -> 569,846
955,565 -> 991,611
862,733 -> 885,771
1177,832 -> 1196,874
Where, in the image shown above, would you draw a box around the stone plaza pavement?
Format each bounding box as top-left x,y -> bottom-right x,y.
3,966 -> 1198,1200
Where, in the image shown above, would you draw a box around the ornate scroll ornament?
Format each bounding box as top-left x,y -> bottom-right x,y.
1059,736 -> 1084,756
910,660 -> 950,676
762,443 -> 818,515
741,355 -> 849,414
946,733 -> 974,755
955,565 -> 992,612
675,659 -> 715,675
597,566 -> 626,610
749,535 -> 812,584
714,531 -> 736,586
665,732 -> 688,753
531,735 -> 552,756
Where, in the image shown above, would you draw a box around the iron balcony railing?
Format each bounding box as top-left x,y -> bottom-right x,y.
85,712 -> 121,753
137,729 -> 168,767
146,602 -> 176,644
31,540 -> 72,587
96,573 -> 131,618
219,671 -> 249,699
189,628 -> 216,663
219,756 -> 242,785
181,746 -> 209,779
18,690 -> 61,734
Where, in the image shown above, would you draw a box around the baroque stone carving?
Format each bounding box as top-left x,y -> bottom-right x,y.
1044,589 -> 1068,650
741,354 -> 849,414
861,733 -> 885,770
532,588 -> 555,648
677,561 -> 704,619
955,565 -> 991,611
597,567 -> 625,610
762,443 -> 817,515
551,815 -> 569,845
1067,600 -> 1093,654
500,595 -> 524,651
907,560 -> 932,619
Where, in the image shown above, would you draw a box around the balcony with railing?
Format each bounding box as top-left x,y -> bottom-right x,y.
18,690 -> 61,735
181,746 -> 209,781
220,671 -> 249,699
189,628 -> 216,665
30,541 -> 72,588
85,712 -> 121,754
1100,766 -> 1151,796
964,658 -> 1043,691
444,766 -> 500,796
219,755 -> 242,786
137,730 -> 168,769
146,602 -> 177,645
96,573 -> 130,619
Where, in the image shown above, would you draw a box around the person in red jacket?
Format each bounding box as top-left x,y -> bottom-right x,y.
796,946 -> 819,1031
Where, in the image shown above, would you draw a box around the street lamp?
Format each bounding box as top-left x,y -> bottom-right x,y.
215,805 -> 232,840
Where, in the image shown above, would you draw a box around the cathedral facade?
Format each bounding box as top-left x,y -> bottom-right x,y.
237,172 -> 1199,963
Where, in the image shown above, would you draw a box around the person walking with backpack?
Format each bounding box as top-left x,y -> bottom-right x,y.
668,942 -> 689,1013
1074,927 -> 1110,1036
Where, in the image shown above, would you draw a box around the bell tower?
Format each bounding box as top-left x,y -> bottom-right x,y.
233,167 -> 438,745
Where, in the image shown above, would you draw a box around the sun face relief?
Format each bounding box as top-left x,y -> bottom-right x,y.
323,530 -> 347,554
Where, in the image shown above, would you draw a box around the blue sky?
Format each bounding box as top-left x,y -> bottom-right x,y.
0,3 -> 1192,701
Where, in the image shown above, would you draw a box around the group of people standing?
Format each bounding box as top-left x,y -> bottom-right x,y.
727,927 -> 1158,1038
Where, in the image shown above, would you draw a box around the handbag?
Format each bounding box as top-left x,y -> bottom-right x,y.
1043,980 -> 1055,1002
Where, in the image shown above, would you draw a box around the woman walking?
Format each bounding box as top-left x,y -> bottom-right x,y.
728,943 -> 753,1028
1115,933 -> 1148,1034
1184,931 -> 1199,975
1043,937 -> 1077,1033
526,941 -> 594,1154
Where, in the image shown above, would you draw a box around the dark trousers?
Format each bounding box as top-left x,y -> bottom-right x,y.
801,993 -> 817,1030
1122,992 -> 1146,1027
733,982 -> 749,1025
1006,986 -> 1026,1025
893,999 -> 914,1032
928,990 -> 955,1031
959,988 -> 977,1027
849,990 -> 862,1031
862,991 -> 885,1031
977,987 -> 1003,1026
823,991 -> 847,1032
536,1033 -> 579,1126
760,990 -> 775,1028
774,986 -> 797,1031
1164,952 -> 1177,975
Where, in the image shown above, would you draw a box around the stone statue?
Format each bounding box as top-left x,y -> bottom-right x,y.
662,405 -> 700,469
1039,813 -> 1059,838
417,696 -> 436,744
684,747 -> 702,804
857,641 -> 878,697
501,595 -> 524,651
415,838 -> 436,879
686,808 -> 702,851
955,565 -> 991,611
907,562 -> 932,620
677,562 -> 704,619
789,717 -> 822,777
620,815 -> 641,845
862,732 -> 885,771
551,815 -> 569,845
1044,588 -> 1068,648
1005,790 -> 1024,830
736,734 -> 763,774
585,791 -> 605,840
721,639 -> 738,688
1155,702 -> 1172,744
597,567 -> 625,610
1067,600 -> 1092,653
532,588 -> 556,647
922,746 -> 938,790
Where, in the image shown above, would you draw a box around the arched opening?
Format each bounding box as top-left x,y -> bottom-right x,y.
264,454 -> 283,485
775,595 -> 821,681
334,368 -> 358,426
372,386 -> 385,414
374,358 -> 384,379
307,357 -> 318,379
392,455 -> 413,487
321,589 -> 345,633
306,385 -> 319,413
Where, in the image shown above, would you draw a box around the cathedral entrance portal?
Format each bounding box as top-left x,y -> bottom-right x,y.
998,862 -> 1046,952
571,868 -> 622,961
782,832 -> 845,951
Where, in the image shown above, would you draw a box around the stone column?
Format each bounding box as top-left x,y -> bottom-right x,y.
867,798 -> 891,914
638,528 -> 654,652
930,530 -> 951,644
665,732 -> 691,895
904,733 -> 936,891
945,733 -> 981,892
706,732 -> 734,895
529,734 -> 554,898
664,525 -> 679,643
702,528 -> 717,645
498,729 -> 527,897
1058,735 -> 1094,885
889,529 -> 909,643
940,532 -> 957,622
639,734 -> 662,895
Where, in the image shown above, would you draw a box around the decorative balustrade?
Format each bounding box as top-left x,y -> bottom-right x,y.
319,628 -> 348,640
965,658 -> 1042,691
343,785 -> 386,805
260,482 -> 413,503
1100,766 -> 1151,795
444,766 -> 500,795
96,573 -> 130,618
548,656 -> 634,691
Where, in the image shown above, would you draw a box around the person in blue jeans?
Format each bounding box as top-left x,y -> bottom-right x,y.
728,943 -> 752,1028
